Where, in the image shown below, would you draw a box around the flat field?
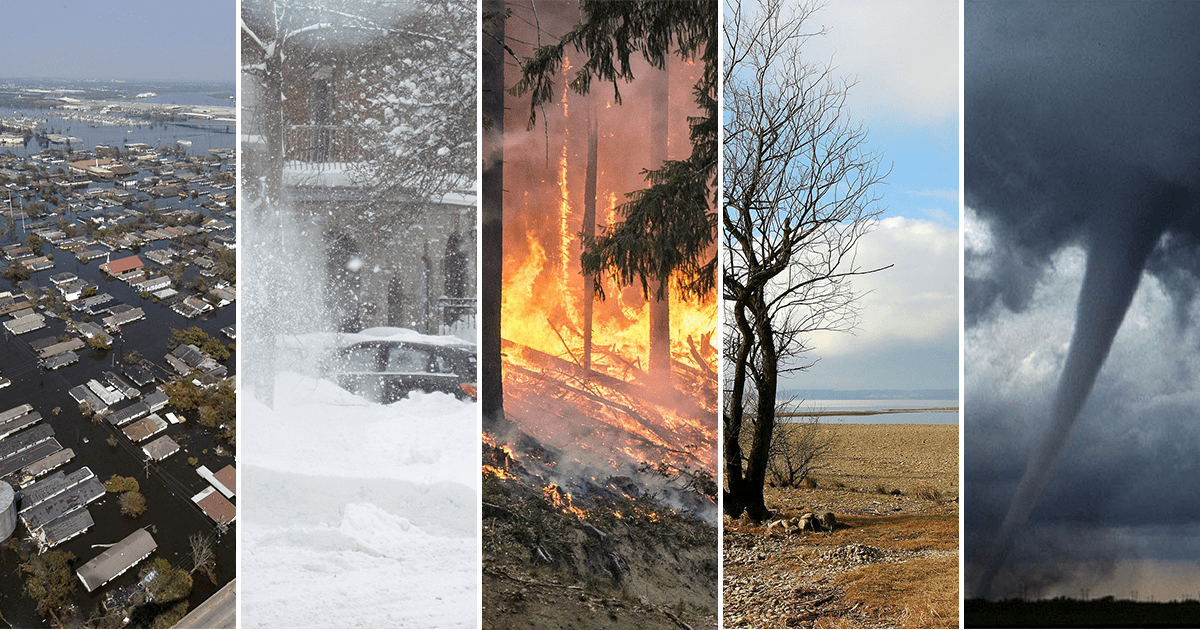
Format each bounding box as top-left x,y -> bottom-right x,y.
724,422 -> 960,628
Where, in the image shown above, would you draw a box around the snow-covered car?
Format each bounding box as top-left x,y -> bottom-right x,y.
327,338 -> 477,402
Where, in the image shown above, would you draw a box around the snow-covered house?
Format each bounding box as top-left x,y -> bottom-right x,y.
241,2 -> 476,336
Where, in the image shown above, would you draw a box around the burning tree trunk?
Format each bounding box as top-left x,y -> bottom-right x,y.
513,1 -> 718,378
482,0 -> 506,423
582,96 -> 599,374
648,58 -> 671,384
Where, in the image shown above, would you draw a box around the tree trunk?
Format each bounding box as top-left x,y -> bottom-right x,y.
481,0 -> 505,425
581,96 -> 599,374
246,0 -> 283,408
648,57 -> 671,383
723,284 -> 759,518
744,292 -> 780,522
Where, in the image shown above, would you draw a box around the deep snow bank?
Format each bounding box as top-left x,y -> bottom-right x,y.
241,371 -> 479,628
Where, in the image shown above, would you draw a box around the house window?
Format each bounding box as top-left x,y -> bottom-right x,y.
444,232 -> 467,300
310,66 -> 333,160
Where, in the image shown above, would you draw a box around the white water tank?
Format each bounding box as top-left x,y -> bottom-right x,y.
0,481 -> 14,542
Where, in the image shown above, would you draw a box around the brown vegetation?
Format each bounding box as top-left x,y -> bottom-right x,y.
18,548 -> 78,623
119,490 -> 147,518
482,461 -> 717,630
724,423 -> 958,628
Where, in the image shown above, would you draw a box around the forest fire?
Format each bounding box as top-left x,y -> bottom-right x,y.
482,3 -> 718,626
490,19 -> 717,522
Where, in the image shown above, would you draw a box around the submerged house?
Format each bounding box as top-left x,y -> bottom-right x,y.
77,528 -> 157,592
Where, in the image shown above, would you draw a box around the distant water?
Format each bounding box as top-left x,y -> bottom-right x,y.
136,91 -> 235,107
781,398 -> 959,424
2,106 -> 233,158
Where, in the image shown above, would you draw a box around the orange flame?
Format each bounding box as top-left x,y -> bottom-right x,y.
544,483 -> 588,520
483,465 -> 515,481
499,44 -> 717,489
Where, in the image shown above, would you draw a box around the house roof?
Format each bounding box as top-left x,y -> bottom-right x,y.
76,528 -> 156,592
193,486 -> 236,525
102,255 -> 144,274
214,465 -> 236,496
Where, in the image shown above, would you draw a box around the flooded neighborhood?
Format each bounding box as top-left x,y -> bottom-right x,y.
0,79 -> 236,628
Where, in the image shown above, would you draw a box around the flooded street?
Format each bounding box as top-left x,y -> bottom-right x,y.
0,100 -> 236,627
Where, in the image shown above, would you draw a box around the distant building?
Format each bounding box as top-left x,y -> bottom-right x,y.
172,295 -> 213,319
131,276 -> 170,293
142,435 -> 179,461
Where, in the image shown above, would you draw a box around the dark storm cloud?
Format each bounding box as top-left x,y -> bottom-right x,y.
969,403 -> 1200,529
965,0 -> 1200,323
966,0 -> 1200,598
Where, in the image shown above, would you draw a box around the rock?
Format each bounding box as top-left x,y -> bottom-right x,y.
817,512 -> 836,531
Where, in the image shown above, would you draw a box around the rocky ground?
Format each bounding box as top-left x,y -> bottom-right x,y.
724,423 -> 959,628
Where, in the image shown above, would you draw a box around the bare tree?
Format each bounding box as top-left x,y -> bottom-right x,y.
730,389 -> 832,489
765,410 -> 831,488
189,532 -> 217,584
722,0 -> 889,520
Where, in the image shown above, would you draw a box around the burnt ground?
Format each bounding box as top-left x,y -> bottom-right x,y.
484,342 -> 719,629
482,432 -> 718,630
724,423 -> 960,628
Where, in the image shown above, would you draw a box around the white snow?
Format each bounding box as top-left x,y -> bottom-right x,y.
241,371 -> 479,628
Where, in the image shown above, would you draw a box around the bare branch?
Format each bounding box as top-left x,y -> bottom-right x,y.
722,0 -> 889,520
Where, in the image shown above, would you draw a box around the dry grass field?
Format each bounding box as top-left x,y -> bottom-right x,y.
724,422 -> 959,628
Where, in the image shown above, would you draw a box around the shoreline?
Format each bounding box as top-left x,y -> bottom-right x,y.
777,406 -> 958,417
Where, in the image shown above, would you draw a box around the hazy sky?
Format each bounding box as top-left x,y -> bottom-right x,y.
0,0 -> 234,82
965,0 -> 1200,601
776,0 -> 960,392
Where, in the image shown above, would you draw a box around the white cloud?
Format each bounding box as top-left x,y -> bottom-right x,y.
806,0 -> 958,126
805,215 -> 958,359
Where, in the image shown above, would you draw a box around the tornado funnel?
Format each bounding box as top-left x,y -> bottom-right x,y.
976,182 -> 1191,597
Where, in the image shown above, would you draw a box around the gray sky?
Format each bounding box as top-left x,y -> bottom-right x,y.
0,0 -> 234,82
965,0 -> 1200,601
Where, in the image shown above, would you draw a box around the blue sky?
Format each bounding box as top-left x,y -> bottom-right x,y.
775,0 -> 960,392
0,0 -> 234,82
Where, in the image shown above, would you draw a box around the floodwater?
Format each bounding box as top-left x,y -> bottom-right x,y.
0,115 -> 235,627
2,105 -> 233,161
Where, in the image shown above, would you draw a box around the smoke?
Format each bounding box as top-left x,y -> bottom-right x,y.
966,1 -> 1200,597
